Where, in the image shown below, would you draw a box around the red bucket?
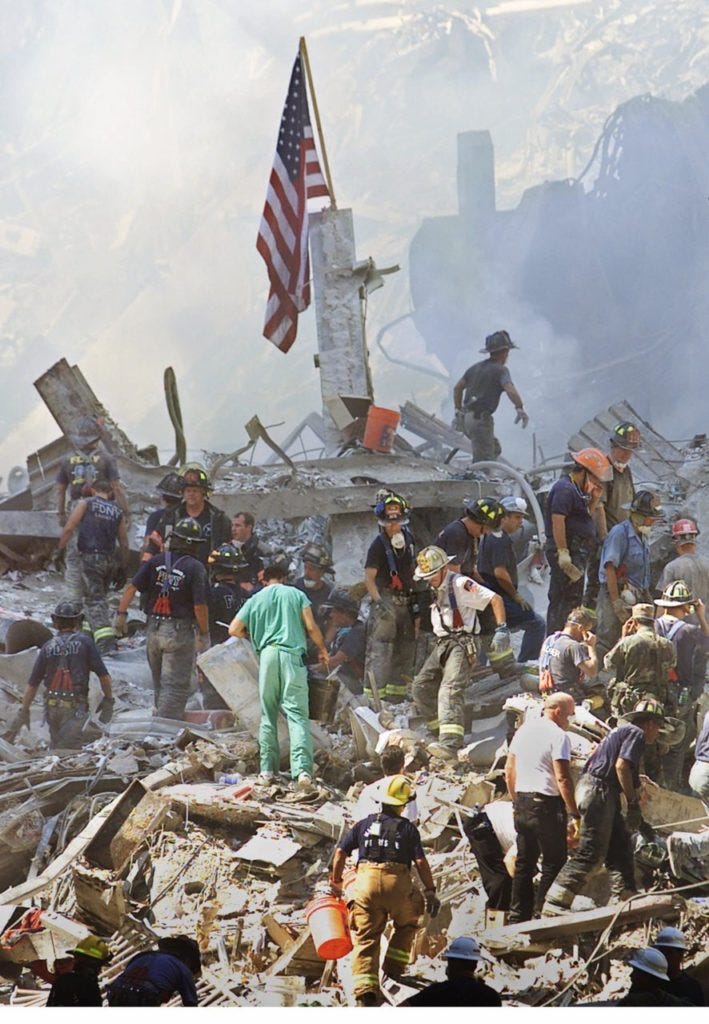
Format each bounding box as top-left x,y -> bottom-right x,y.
305,895 -> 352,960
362,405 -> 400,454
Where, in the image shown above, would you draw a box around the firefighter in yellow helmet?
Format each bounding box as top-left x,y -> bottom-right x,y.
330,775 -> 439,1006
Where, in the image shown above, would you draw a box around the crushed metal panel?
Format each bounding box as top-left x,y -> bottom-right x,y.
233,835 -> 302,867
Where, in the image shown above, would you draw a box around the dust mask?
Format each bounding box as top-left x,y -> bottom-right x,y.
303,577 -> 318,589
390,532 -> 406,551
636,525 -> 652,537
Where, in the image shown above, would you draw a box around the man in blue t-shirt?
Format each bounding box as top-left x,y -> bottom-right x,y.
107,936 -> 200,1007
543,698 -> 665,914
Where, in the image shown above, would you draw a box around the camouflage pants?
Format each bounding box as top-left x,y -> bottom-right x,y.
364,594 -> 415,703
80,552 -> 116,648
412,635 -> 473,749
662,702 -> 695,791
146,617 -> 196,720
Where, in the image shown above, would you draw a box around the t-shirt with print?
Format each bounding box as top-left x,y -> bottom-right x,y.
28,631 -> 107,697
131,552 -> 208,621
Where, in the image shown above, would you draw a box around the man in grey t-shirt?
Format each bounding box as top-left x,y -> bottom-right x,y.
452,330 -> 528,463
539,607 -> 599,703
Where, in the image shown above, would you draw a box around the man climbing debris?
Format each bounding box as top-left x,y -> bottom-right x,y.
116,517 -> 209,720
363,491 -> 419,703
5,600 -> 114,748
452,330 -> 528,463
329,775 -> 439,1006
57,477 -> 129,653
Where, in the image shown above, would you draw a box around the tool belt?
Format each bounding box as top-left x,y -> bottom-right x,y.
46,694 -> 86,708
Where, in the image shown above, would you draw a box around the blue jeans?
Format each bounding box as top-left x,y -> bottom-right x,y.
503,594 -> 546,662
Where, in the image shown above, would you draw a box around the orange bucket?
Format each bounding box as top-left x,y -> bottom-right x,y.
362,405 -> 400,453
305,895 -> 352,959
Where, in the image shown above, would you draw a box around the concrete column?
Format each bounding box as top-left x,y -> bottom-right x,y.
309,208 -> 374,451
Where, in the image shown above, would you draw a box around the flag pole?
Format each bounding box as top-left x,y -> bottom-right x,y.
299,36 -> 337,209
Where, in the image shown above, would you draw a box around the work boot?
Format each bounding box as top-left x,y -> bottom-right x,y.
608,888 -> 638,906
294,772 -> 317,795
355,990 -> 383,1007
426,741 -> 460,762
541,882 -> 575,917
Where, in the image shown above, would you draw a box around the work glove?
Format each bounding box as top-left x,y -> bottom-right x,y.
329,877 -> 343,898
490,625 -> 512,654
514,593 -> 533,612
625,801 -> 643,832
51,549 -> 66,573
424,890 -> 441,917
113,612 -> 129,638
612,598 -> 631,623
452,410 -> 465,432
4,707 -> 30,741
557,548 -> 584,583
514,408 -> 530,429
567,816 -> 581,844
112,565 -> 127,590
97,697 -> 115,724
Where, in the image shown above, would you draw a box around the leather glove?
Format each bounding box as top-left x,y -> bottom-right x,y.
452,410 -> 465,432
424,890 -> 441,917
625,801 -> 642,831
5,707 -> 30,741
557,548 -> 584,582
490,625 -> 511,654
112,566 -> 128,590
113,612 -> 129,638
97,697 -> 115,724
514,408 -> 530,429
567,816 -> 581,843
514,593 -> 533,612
52,548 -> 66,573
612,598 -> 631,623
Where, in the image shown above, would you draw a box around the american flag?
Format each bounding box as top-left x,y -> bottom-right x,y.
257,53 -> 330,353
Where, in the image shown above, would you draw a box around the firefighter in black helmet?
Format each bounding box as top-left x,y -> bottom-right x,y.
140,472 -> 184,563
149,466 -> 231,566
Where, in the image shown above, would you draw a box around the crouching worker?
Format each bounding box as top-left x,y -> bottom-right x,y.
4,601 -> 113,747
329,775 -> 440,1006
107,935 -> 201,1007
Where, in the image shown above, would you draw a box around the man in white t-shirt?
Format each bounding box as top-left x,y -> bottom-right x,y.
505,693 -> 580,923
411,545 -> 510,760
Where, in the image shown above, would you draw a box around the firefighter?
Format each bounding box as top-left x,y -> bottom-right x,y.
543,698 -> 664,915
46,936 -> 112,1007
140,472 -> 184,562
585,421 -> 641,608
411,545 -> 509,759
654,582 -> 709,790
4,601 -> 114,748
230,511 -> 265,591
149,466 -> 231,566
657,518 -> 709,612
57,477 -> 130,653
595,490 -> 663,660
318,589 -> 366,696
107,935 -> 201,1007
206,543 -> 250,646
452,330 -> 528,463
363,492 -> 419,703
55,415 -> 128,602
435,496 -> 505,577
329,775 -> 440,1006
115,517 -> 209,720
545,448 -> 613,633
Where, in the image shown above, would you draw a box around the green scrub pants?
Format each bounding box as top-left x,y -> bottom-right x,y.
258,645 -> 313,779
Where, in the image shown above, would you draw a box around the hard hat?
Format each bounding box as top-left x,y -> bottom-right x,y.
380,774 -> 415,806
624,697 -> 665,723
374,491 -> 410,525
72,415 -> 101,446
501,496 -> 529,516
180,466 -> 211,491
321,589 -> 359,616
653,926 -> 688,951
207,543 -> 248,572
569,448 -> 613,484
156,472 -> 184,500
72,936 -> 112,962
624,490 -> 664,518
414,545 -> 454,580
609,422 -> 641,450
671,518 -> 699,540
480,330 -> 517,354
52,600 -> 84,620
443,936 -> 481,962
655,579 -> 694,608
627,947 -> 669,982
631,603 -> 656,622
300,542 -> 334,570
465,496 -> 505,527
171,517 -> 203,543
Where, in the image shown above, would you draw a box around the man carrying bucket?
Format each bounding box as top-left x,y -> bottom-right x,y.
329,775 -> 440,1006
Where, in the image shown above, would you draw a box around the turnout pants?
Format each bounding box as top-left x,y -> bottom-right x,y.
364,593 -> 415,703
509,793 -> 567,922
412,634 -> 471,749
80,551 -> 115,648
258,645 -> 313,779
348,862 -> 424,997
551,776 -> 636,899
45,699 -> 90,748
463,410 -> 501,463
146,616 -> 196,720
546,540 -> 592,634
